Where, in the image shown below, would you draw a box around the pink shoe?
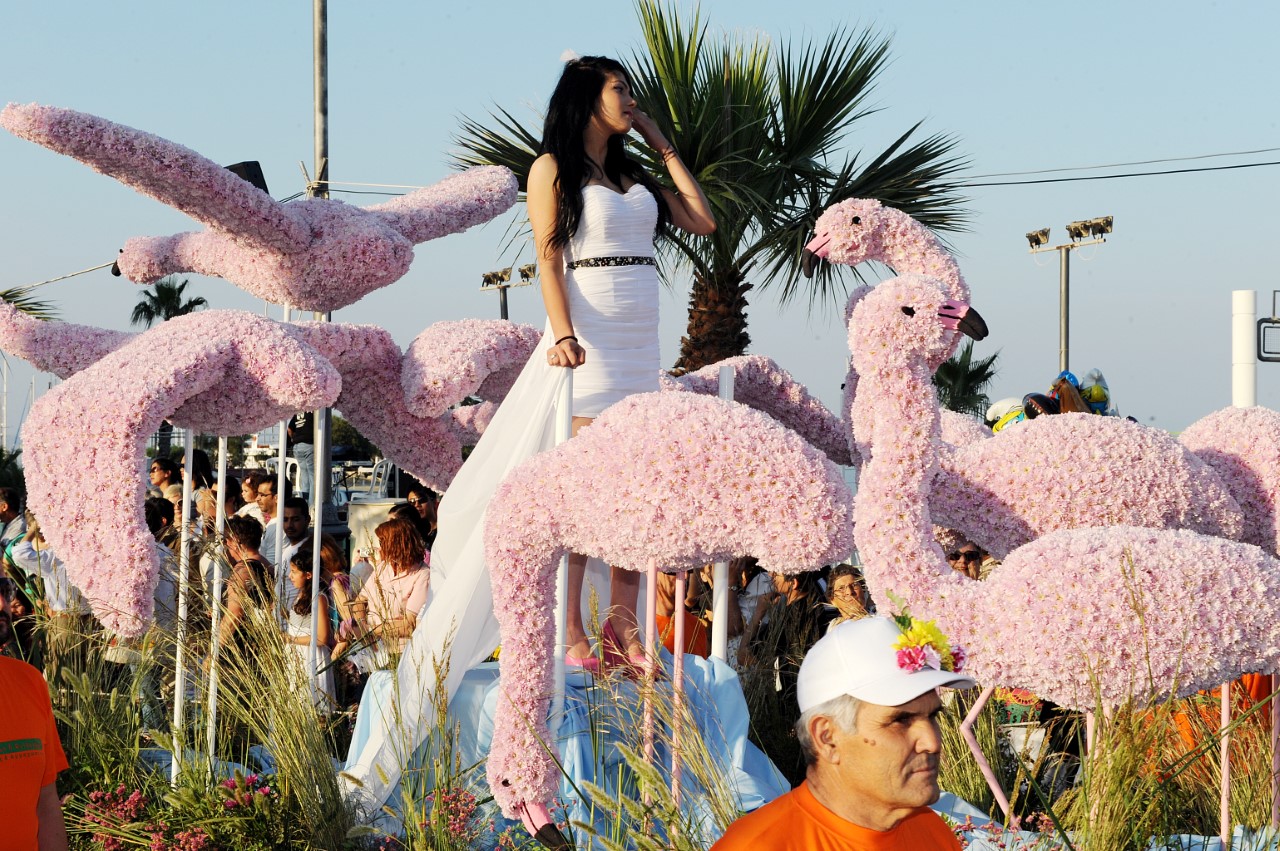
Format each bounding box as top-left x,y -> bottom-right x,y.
565,649 -> 600,674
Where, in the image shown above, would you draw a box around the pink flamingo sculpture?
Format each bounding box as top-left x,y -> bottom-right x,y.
482,391 -> 854,831
1181,406 -> 1280,554
849,275 -> 1280,808
807,198 -> 1245,557
1,103 -> 517,312
0,300 -> 538,635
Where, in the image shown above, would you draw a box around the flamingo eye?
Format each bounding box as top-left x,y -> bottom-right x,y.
901,306 -> 916,317
852,216 -> 861,225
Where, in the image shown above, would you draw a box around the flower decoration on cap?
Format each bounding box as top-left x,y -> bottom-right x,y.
887,592 -> 966,674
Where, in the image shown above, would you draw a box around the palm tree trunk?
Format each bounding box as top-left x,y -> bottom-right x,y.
672,266 -> 752,373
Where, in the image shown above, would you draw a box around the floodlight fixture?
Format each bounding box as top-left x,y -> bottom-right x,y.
1086,215 -> 1114,238
1065,220 -> 1091,242
1026,228 -> 1050,249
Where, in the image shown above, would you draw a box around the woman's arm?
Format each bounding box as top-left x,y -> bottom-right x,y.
528,153 -> 586,368
631,111 -> 716,236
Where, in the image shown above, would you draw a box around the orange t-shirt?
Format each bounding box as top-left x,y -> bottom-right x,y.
0,656 -> 69,850
711,781 -> 961,851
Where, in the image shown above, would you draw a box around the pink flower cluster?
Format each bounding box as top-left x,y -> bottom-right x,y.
424,788 -> 479,841
221,771 -> 276,810
296,322 -> 466,491
849,276 -> 1280,712
1,103 -> 518,312
930,412 -> 1246,559
23,310 -> 341,636
1180,406 -> 1280,552
86,784 -> 149,851
483,391 -> 853,816
401,319 -> 541,418
665,354 -> 853,466
897,646 -> 930,673
0,300 -> 131,378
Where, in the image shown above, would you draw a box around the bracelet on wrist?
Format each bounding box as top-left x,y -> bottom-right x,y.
555,335 -> 578,346
660,147 -> 679,162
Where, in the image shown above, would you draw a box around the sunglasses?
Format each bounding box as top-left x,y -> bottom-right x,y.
948,551 -> 981,564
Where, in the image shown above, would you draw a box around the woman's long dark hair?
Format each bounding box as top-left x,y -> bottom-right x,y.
541,55 -> 670,251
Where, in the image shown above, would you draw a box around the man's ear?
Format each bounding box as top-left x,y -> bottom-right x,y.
809,714 -> 843,765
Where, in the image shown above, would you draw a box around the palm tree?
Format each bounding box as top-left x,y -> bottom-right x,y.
454,1 -> 969,372
0,285 -> 57,321
130,276 -> 208,457
129,276 -> 207,329
932,340 -> 1000,417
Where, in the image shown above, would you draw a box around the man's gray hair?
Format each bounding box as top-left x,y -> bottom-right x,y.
795,692 -> 862,767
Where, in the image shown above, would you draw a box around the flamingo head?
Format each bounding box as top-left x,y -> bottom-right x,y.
848,275 -> 987,376
802,198 -> 902,276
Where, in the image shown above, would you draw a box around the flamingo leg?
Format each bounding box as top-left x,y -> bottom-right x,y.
643,557 -> 659,775
1221,681 -> 1231,848
1272,673 -> 1279,830
959,685 -> 1016,825
672,570 -> 687,815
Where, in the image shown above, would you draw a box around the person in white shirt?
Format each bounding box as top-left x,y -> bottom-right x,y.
0,487 -> 27,552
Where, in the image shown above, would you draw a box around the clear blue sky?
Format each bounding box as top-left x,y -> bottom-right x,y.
2,1 -> 1277,447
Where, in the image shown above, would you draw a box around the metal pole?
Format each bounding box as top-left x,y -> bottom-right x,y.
313,0 -> 328,200
1058,245 -> 1070,374
274,307 -> 291,614
206,435 -> 229,758
710,365 -> 734,661
308,394 -> 329,705
171,431 -> 196,783
499,287 -> 509,321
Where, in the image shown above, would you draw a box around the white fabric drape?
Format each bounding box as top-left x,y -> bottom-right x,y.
342,330 -> 569,810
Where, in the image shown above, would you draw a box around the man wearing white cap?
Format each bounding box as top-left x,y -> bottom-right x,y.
712,615 -> 974,850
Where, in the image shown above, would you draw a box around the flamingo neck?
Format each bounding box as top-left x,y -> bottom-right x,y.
852,355 -> 958,612
882,226 -> 968,303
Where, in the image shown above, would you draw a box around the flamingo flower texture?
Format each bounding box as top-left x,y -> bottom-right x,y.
810,197 -> 1245,557
0,103 -> 518,312
0,297 -> 542,634
482,391 -> 854,818
849,276 -> 1280,711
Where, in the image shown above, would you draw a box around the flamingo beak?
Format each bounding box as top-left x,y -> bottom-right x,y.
802,233 -> 830,279
938,300 -> 989,341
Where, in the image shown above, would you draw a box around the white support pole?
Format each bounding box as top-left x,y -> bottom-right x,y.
170,431 -> 195,783
711,365 -> 735,661
308,400 -> 329,705
205,436 -> 229,758
274,306 -> 292,615
549,370 -> 574,740
671,570 -> 687,811
1232,290 -> 1257,408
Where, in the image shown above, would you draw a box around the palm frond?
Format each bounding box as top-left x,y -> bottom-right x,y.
450,106 -> 542,191
0,285 -> 58,320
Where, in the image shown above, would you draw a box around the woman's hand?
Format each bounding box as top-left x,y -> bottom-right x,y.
547,337 -> 586,369
630,109 -> 670,155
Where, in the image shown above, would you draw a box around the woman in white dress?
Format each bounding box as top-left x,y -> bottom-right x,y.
528,55 -> 716,666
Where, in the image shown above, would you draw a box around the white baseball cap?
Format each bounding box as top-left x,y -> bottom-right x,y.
797,617 -> 976,712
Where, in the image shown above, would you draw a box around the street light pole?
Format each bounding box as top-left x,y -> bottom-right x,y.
1026,216 -> 1114,374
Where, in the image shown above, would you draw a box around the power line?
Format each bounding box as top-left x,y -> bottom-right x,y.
967,146 -> 1280,179
964,159 -> 1280,188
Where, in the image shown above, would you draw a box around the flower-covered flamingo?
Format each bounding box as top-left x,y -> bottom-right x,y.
0,297 -> 540,634
481,391 -> 854,822
0,103 -> 517,312
808,198 -> 1245,556
1180,406 -> 1280,554
849,274 -> 1280,722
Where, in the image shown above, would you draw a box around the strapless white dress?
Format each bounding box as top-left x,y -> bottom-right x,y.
564,183 -> 660,417
342,182 -> 660,809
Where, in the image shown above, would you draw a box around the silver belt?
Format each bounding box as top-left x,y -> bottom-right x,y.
566,255 -> 656,270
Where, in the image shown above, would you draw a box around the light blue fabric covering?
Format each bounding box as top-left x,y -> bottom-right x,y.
346,650 -> 789,845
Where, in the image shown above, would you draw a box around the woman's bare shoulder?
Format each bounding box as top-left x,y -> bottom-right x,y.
529,153 -> 559,182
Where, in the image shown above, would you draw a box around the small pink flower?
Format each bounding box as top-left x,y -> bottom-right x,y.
897,646 -> 926,673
